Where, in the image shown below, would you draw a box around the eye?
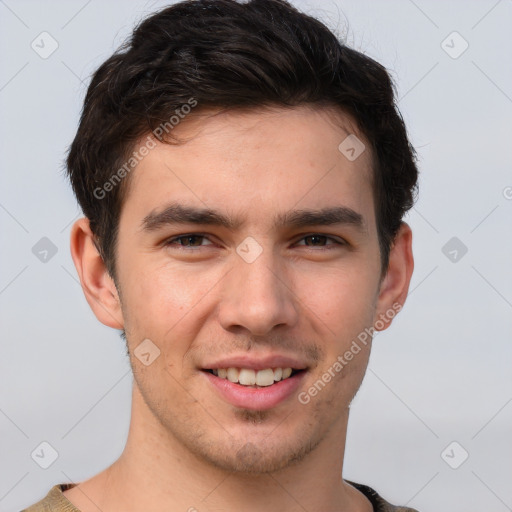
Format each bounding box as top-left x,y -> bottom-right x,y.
163,233 -> 345,251
165,234 -> 214,248
295,234 -> 344,248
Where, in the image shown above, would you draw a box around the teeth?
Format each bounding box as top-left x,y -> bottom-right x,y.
255,368 -> 275,386
227,367 -> 239,383
212,367 -> 296,386
239,368 -> 256,385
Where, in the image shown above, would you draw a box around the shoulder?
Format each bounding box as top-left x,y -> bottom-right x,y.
21,483 -> 80,512
346,480 -> 420,512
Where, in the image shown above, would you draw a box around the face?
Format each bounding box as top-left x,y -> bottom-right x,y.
110,106 -> 392,473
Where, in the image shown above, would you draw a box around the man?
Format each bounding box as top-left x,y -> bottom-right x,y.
23,0 -> 418,510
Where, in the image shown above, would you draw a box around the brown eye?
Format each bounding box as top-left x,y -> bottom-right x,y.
166,234 -> 213,248
296,234 -> 342,248
179,235 -> 204,247
304,235 -> 328,246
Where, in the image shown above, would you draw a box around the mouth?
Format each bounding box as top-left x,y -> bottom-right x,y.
202,367 -> 306,388
201,366 -> 308,410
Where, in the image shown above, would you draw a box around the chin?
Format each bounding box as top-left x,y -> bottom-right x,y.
192,425 -> 323,475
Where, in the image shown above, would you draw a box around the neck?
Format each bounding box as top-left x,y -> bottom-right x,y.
68,383 -> 371,512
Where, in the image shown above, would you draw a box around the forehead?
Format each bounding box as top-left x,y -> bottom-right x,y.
121,106 -> 376,230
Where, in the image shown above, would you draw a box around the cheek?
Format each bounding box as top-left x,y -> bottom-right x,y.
297,265 -> 378,340
119,259 -> 224,355
124,260 -> 204,316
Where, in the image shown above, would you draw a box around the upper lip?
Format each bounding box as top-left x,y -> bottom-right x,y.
201,354 -> 309,371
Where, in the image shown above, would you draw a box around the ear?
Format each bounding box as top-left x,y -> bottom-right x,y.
373,222 -> 414,332
70,217 -> 124,330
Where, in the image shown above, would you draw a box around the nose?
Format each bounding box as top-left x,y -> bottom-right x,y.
217,249 -> 299,336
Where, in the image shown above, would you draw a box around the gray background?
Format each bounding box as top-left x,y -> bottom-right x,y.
1,1 -> 511,511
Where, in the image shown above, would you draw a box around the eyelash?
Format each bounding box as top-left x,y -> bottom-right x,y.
164,233 -> 345,250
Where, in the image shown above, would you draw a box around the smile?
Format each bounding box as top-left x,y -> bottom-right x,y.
205,367 -> 302,387
202,367 -> 308,410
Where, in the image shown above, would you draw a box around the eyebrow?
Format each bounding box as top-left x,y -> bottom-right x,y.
141,203 -> 366,233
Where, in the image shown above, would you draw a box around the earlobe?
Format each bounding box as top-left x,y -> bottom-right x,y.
374,222 -> 414,332
70,218 -> 124,330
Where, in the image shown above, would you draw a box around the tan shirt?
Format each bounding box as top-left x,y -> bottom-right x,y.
21,481 -> 419,511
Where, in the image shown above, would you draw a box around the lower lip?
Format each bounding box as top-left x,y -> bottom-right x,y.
202,370 -> 307,411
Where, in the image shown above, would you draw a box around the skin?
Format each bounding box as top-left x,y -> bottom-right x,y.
66,106 -> 413,512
